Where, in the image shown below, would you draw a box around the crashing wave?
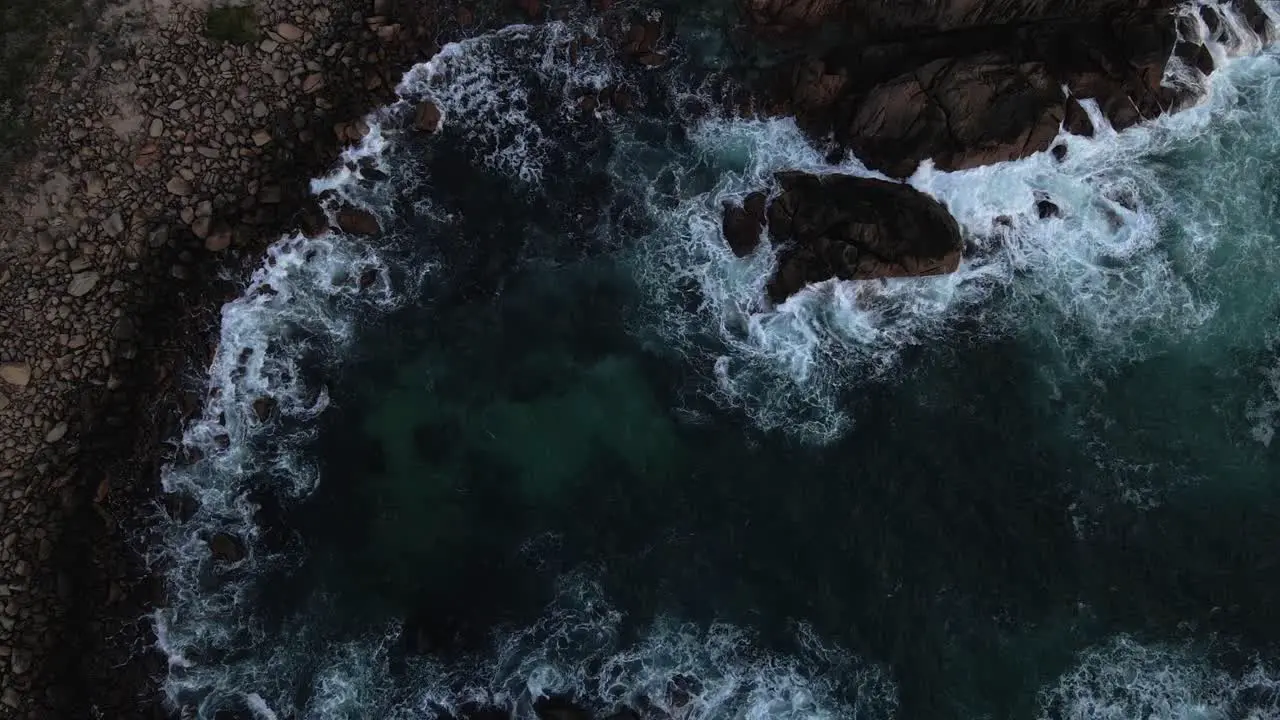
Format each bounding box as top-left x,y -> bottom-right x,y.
1037,635 -> 1280,720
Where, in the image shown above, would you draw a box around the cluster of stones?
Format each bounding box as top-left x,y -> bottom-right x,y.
0,0 -> 439,714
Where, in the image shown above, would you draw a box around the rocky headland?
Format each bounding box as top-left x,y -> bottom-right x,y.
0,0 -> 1268,717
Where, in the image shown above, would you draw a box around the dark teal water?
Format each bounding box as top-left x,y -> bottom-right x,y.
157,9 -> 1280,720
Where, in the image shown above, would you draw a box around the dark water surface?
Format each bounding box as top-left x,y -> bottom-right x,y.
157,5 -> 1280,719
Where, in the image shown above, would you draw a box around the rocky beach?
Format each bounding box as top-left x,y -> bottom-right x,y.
1,0 -> 1278,718
0,0 -> 485,714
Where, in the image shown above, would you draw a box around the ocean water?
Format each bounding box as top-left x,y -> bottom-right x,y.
153,2 -> 1280,719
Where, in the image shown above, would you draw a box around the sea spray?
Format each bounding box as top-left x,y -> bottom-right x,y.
152,4 -> 1280,718
623,0 -> 1280,443
1037,635 -> 1280,720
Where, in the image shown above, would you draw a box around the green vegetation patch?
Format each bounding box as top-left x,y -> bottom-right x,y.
204,5 -> 259,45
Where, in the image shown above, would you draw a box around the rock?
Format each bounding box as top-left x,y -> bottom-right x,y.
148,226 -> 170,248
149,118 -> 164,137
516,0 -> 541,18
67,271 -> 101,297
9,649 -> 30,675
413,100 -> 442,132
275,22 -> 304,42
209,532 -> 246,562
635,51 -> 668,67
533,696 -> 592,720
761,171 -> 963,302
1036,198 -> 1061,218
84,172 -> 105,197
841,55 -> 1066,178
205,225 -> 233,252
1051,143 -> 1068,162
252,397 -> 277,421
44,422 -> 68,443
252,129 -> 273,146
1063,96 -> 1094,137
337,207 -> 381,235
167,176 -> 194,196
102,211 -> 125,237
0,392 -> 9,411
742,0 -> 843,34
0,362 -> 31,387
721,191 -> 768,256
191,216 -> 212,239
69,257 -> 92,272
754,1 -> 1182,175
302,73 -> 325,93
258,185 -> 283,204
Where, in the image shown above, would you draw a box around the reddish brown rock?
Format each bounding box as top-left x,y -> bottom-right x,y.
337,206 -> 381,236
747,0 -> 1191,177
842,55 -> 1065,178
413,100 -> 442,132
741,0 -> 844,35
744,172 -> 963,302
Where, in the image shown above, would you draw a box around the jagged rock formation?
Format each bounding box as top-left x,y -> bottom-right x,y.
746,0 -> 1246,177
724,172 -> 964,301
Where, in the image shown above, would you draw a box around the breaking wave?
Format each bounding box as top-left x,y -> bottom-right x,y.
628,0 -> 1280,442
151,3 -> 1280,718
1038,635 -> 1280,720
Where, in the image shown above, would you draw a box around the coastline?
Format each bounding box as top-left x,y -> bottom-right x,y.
0,0 -> 1272,717
0,0 -> 492,714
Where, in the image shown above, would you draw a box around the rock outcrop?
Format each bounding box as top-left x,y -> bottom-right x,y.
724,172 -> 963,302
750,0 -> 1201,177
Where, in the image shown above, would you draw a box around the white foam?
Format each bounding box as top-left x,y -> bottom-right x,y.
259,577 -> 898,720
1037,635 -> 1280,720
154,111 -> 406,711
396,22 -> 618,184
627,1 -> 1280,443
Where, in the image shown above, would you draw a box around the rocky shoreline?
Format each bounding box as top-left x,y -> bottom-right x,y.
0,0 -> 486,714
0,0 -> 1270,717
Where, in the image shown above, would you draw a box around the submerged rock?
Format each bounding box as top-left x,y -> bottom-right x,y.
725,171 -> 963,302
208,533 -> 246,563
337,206 -> 382,236
533,696 -> 593,720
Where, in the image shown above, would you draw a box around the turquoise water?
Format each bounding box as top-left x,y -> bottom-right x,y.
155,6 -> 1280,720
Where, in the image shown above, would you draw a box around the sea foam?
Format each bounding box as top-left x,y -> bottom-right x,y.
1037,635 -> 1280,720
626,0 -> 1280,443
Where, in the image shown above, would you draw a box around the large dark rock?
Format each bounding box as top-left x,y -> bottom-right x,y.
726,172 -> 963,302
841,54 -> 1066,178
749,0 -> 1197,177
721,190 -> 769,256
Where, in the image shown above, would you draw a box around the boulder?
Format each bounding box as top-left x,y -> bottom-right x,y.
740,0 -> 844,34
0,362 -> 31,387
721,191 -> 768,256
841,55 -> 1065,177
755,172 -> 963,302
748,0 -> 1190,176
209,533 -> 246,563
413,100 -> 442,132
744,0 -> 1178,37
337,207 -> 381,235
533,696 -> 592,720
